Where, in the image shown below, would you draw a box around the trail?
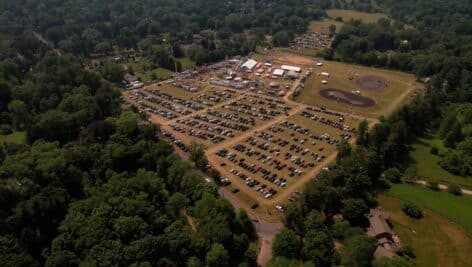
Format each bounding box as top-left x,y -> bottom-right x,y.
415,180 -> 472,196
33,31 -> 62,56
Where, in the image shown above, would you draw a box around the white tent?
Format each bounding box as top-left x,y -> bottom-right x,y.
281,65 -> 301,72
320,72 -> 330,77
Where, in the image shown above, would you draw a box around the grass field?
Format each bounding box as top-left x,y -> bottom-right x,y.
126,60 -> 174,82
0,131 -> 27,144
294,60 -> 422,118
326,9 -> 389,24
177,57 -> 196,70
309,18 -> 344,33
387,184 -> 472,236
408,133 -> 472,188
378,194 -> 472,267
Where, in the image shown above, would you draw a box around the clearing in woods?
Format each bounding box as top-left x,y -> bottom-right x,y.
124,52 -> 414,221
326,9 -> 390,23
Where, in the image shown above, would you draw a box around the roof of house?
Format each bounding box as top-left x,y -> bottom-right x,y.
273,69 -> 285,76
367,209 -> 393,238
281,65 -> 301,72
241,59 -> 258,70
287,70 -> 299,77
374,245 -> 395,259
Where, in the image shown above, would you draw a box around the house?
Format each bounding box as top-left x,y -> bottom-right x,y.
367,209 -> 399,259
281,65 -> 301,73
367,209 -> 393,240
286,70 -> 299,79
124,73 -> 138,84
272,69 -> 285,77
240,59 -> 258,71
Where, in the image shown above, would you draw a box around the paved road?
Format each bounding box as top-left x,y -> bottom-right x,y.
218,188 -> 283,266
415,180 -> 472,195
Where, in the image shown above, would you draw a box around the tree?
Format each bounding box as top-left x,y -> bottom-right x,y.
329,24 -> 337,36
116,111 -> 139,137
340,235 -> 377,267
301,230 -> 333,267
336,139 -> 352,160
373,256 -> 414,267
267,257 -> 314,267
341,199 -> 369,226
382,168 -> 402,183
447,183 -> 462,196
356,120 -> 369,146
205,243 -> 229,267
100,61 -> 125,83
272,228 -> 300,259
272,31 -> 290,47
8,100 -> 30,129
189,141 -> 208,170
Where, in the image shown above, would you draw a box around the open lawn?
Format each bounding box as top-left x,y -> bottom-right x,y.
309,18 -> 344,33
294,60 -> 422,118
326,9 -> 389,24
387,183 -> 472,236
177,57 -> 196,70
378,194 -> 472,267
125,59 -> 174,82
408,133 -> 472,188
0,131 -> 27,144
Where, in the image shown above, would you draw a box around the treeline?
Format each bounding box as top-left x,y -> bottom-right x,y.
437,103 -> 472,176
1,0 -> 326,65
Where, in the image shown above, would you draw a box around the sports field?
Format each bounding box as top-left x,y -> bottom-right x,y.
378,194 -> 472,267
293,60 -> 423,117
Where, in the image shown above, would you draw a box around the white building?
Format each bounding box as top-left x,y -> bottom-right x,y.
272,69 -> 285,77
240,59 -> 258,71
281,65 -> 301,73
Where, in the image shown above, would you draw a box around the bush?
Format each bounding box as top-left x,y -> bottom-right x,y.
0,124 -> 13,135
382,168 -> 402,183
427,181 -> 440,191
447,183 -> 462,196
402,203 -> 423,219
430,146 -> 439,155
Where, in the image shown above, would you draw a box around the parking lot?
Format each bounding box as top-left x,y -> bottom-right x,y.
123,54 -> 368,219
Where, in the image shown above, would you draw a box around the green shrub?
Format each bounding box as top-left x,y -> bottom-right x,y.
447,183 -> 462,196
402,203 -> 423,219
0,125 -> 13,135
427,181 -> 440,191
382,168 -> 402,183
430,146 -> 439,155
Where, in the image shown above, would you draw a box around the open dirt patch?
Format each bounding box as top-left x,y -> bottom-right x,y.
320,88 -> 375,107
356,75 -> 388,90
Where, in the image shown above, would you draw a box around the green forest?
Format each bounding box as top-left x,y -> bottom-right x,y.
0,0 -> 471,266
